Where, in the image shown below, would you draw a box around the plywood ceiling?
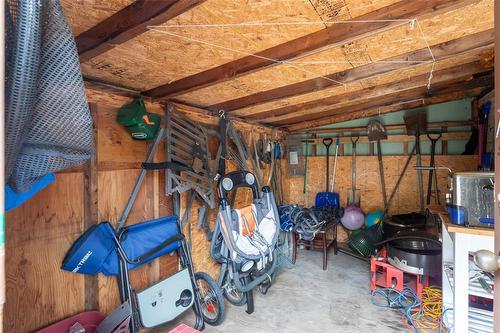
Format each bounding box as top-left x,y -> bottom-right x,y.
62,0 -> 495,131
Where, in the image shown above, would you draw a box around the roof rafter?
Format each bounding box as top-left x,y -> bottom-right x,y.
77,0 -> 205,63
289,88 -> 487,131
249,59 -> 492,123
142,0 -> 480,99
208,29 -> 493,112
286,76 -> 492,131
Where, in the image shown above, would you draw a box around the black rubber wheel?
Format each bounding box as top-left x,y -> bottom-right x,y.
222,273 -> 247,306
195,272 -> 225,326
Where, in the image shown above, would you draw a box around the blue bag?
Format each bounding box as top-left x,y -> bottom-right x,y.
101,215 -> 182,276
61,222 -> 116,275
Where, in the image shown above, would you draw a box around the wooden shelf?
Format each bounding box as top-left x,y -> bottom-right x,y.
440,213 -> 494,237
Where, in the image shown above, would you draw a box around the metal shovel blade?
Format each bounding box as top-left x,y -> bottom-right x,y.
367,119 -> 387,141
403,111 -> 427,136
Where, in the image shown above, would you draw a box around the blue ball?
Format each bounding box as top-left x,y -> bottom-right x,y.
365,210 -> 383,228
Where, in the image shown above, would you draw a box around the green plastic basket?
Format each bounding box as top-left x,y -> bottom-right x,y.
117,98 -> 160,140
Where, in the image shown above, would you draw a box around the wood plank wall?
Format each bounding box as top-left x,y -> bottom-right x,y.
4,88 -> 275,332
4,93 -> 175,332
283,155 -> 478,241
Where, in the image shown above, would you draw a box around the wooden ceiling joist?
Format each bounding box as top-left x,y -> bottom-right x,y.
247,60 -> 492,122
76,0 -> 205,63
208,29 -> 493,113
278,72 -> 492,127
142,0 -> 478,100
287,86 -> 490,132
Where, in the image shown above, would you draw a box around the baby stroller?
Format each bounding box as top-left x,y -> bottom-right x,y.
210,170 -> 280,314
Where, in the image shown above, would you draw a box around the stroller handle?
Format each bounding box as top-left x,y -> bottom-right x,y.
218,170 -> 260,201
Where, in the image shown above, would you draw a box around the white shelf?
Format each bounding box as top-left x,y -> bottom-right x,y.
441,218 -> 495,333
444,307 -> 493,333
444,263 -> 494,300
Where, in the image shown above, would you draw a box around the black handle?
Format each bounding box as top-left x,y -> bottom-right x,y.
427,132 -> 442,142
323,138 -> 333,191
323,137 -> 333,148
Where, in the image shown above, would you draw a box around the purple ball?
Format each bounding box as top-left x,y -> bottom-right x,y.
341,208 -> 364,230
344,205 -> 362,213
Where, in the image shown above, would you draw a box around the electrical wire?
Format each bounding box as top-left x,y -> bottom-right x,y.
371,286 -> 449,333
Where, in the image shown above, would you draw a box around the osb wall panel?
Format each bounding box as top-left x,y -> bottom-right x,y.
80,0 -> 325,91
5,174 -> 86,333
61,0 -> 134,36
283,155 -> 478,241
4,85 -> 279,331
178,0 -> 493,107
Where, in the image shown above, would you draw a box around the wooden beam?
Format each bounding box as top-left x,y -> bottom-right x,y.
84,104 -> 98,310
288,87 -> 488,131
296,121 -> 473,135
143,0 -> 478,99
301,132 -> 471,144
246,60 -> 492,122
276,72 -> 493,126
77,0 -> 205,62
84,78 -> 142,99
208,29 -> 494,112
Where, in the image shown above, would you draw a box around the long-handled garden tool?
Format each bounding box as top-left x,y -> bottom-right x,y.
367,119 -> 388,208
404,112 -> 427,212
331,136 -> 340,193
426,132 -> 442,205
347,136 -> 360,206
303,137 -> 315,204
315,137 -> 339,208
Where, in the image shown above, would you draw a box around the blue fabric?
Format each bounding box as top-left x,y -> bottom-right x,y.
315,191 -> 339,209
62,216 -> 182,276
61,222 -> 116,275
5,173 -> 55,211
101,215 -> 181,276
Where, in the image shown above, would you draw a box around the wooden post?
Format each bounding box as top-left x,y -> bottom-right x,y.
339,132 -> 345,156
471,98 -> 479,122
442,126 -> 448,155
84,103 -> 99,310
0,0 -> 5,329
312,134 -> 318,156
493,2 -> 500,329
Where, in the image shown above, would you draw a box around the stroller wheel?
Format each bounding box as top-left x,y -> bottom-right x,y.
195,272 -> 225,326
259,281 -> 271,295
222,274 -> 247,306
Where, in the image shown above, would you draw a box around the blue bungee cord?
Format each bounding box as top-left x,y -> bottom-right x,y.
371,287 -> 422,332
372,287 -> 453,333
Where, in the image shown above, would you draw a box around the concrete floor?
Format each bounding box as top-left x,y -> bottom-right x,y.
158,250 -> 411,333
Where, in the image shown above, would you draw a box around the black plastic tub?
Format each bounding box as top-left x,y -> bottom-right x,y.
383,212 -> 426,239
385,231 -> 442,277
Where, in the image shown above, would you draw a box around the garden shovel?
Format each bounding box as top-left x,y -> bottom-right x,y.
367,119 -> 388,207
